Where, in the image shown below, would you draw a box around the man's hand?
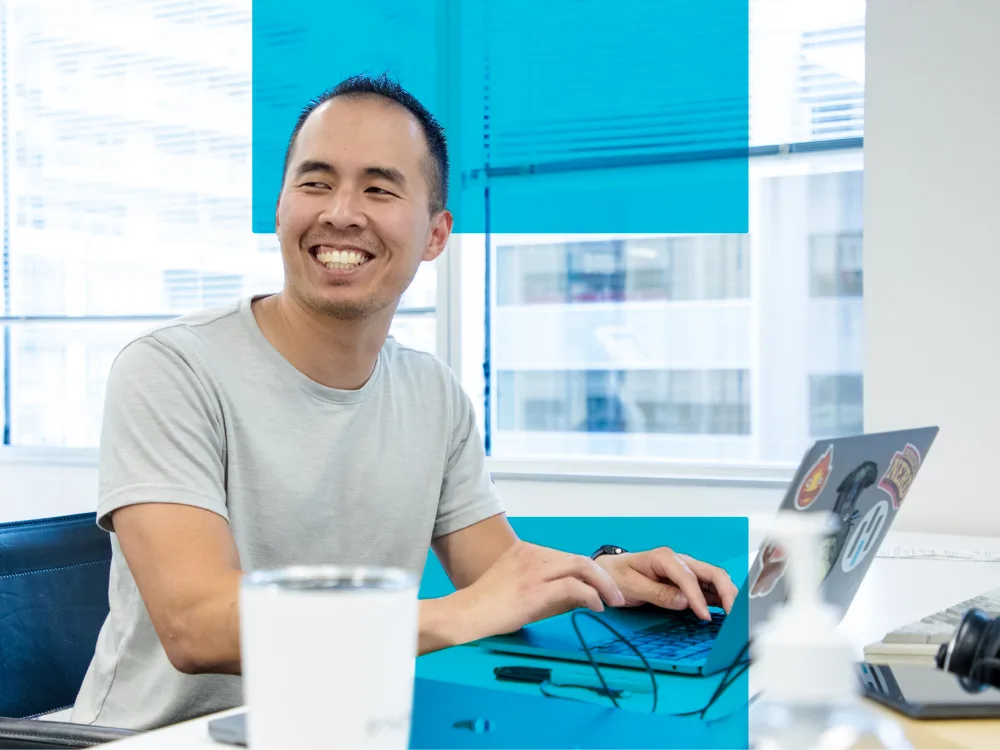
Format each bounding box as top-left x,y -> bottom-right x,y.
445,540 -> 627,643
594,548 -> 739,621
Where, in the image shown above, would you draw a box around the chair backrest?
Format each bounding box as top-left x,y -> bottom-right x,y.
0,513 -> 111,719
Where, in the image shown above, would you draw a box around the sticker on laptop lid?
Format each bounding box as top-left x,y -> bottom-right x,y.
794,445 -> 834,510
820,461 -> 880,578
841,499 -> 891,573
749,541 -> 787,598
878,443 -> 922,509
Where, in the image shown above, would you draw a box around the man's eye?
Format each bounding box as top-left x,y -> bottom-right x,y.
301,182 -> 329,189
366,187 -> 395,196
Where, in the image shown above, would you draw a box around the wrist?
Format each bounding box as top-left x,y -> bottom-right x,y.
592,545 -> 629,575
591,544 -> 628,560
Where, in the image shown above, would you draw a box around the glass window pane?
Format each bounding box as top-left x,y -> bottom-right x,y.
389,313 -> 437,356
485,152 -> 864,464
750,0 -> 865,145
7,0 -> 265,317
9,323 -> 152,447
810,374 -> 864,438
2,0 -> 436,447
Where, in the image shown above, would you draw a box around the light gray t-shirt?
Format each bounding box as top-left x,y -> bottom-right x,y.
70,296 -> 505,731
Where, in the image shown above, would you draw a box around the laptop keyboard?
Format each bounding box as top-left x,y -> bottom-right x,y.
588,610 -> 726,663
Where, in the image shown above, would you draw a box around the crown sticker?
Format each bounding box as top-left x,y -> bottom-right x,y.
878,444 -> 922,509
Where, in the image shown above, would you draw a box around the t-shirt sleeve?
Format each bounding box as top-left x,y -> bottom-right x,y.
96,334 -> 228,533
432,373 -> 506,539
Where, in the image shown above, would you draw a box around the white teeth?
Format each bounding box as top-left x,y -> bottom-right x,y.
315,248 -> 369,269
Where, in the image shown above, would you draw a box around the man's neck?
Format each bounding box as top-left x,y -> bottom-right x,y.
251,291 -> 390,391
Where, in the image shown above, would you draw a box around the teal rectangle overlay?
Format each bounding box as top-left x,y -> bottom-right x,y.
251,0 -> 443,234
252,0 -> 749,234
416,516 -> 750,747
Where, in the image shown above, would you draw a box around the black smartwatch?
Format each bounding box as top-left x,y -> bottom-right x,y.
591,544 -> 628,560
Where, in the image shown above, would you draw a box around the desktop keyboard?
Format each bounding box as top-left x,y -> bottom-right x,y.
882,587 -> 1000,645
589,611 -> 726,663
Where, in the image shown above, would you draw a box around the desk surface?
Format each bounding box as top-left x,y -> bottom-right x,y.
105,529 -> 1000,749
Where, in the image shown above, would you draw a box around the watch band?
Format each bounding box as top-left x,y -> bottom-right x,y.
591,544 -> 628,560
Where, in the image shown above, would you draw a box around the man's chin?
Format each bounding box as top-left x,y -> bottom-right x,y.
311,295 -> 383,322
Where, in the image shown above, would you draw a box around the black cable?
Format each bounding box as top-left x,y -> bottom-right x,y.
569,610 -> 659,712
562,610 -> 752,719
678,644 -> 751,720
538,680 -> 628,702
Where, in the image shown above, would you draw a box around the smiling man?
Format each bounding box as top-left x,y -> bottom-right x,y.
70,74 -> 738,731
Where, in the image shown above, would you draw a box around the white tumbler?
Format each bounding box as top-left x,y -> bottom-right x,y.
239,566 -> 419,749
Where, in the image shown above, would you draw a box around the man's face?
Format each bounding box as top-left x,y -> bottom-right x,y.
275,96 -> 451,321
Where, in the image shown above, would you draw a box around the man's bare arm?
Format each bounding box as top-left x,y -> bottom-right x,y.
431,513 -> 519,590
112,503 -> 244,675
112,504 -> 521,671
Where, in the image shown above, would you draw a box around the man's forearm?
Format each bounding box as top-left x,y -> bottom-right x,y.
174,580 -> 478,672
165,569 -> 244,676
418,592 -> 484,656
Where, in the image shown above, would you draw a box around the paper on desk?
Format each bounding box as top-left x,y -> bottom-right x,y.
876,546 -> 1000,562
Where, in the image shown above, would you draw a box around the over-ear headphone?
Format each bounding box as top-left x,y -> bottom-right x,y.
935,608 -> 1000,692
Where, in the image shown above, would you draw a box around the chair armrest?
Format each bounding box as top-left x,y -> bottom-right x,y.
0,717 -> 138,749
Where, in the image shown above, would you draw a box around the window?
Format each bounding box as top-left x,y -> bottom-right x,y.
499,369 -> 750,435
810,374 -> 864,438
497,237 -> 750,306
2,0 -> 867,469
459,0 -> 868,465
0,0 -> 437,448
811,231 -> 864,298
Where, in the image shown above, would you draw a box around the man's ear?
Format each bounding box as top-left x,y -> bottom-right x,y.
422,209 -> 454,262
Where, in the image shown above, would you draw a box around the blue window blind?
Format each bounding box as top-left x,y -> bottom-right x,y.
251,0 -> 442,234
453,0 -> 750,235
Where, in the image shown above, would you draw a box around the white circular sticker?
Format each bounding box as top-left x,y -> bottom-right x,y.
841,500 -> 890,573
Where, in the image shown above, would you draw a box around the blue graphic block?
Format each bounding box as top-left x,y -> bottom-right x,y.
417,516 -> 750,746
252,0 -> 749,234
251,0 -> 442,233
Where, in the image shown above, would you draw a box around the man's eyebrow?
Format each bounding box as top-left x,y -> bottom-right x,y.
293,159 -> 334,179
363,166 -> 407,188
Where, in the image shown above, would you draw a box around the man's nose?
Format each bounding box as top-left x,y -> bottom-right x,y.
317,188 -> 367,231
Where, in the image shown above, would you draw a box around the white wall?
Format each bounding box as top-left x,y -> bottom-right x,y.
863,0 -> 1000,536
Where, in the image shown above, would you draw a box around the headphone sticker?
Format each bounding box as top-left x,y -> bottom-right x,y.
841,499 -> 890,573
821,461 -> 880,579
795,445 -> 834,510
749,541 -> 788,598
878,443 -> 922,509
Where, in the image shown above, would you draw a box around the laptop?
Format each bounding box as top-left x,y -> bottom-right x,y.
479,426 -> 940,677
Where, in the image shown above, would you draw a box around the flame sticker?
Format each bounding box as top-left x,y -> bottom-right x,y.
795,445 -> 834,510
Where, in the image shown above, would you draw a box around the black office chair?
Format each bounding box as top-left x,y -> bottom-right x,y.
0,513 -> 138,748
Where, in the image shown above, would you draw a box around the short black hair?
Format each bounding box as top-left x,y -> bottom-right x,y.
281,73 -> 449,213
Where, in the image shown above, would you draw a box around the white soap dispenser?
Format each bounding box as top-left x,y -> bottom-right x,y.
749,511 -> 912,750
